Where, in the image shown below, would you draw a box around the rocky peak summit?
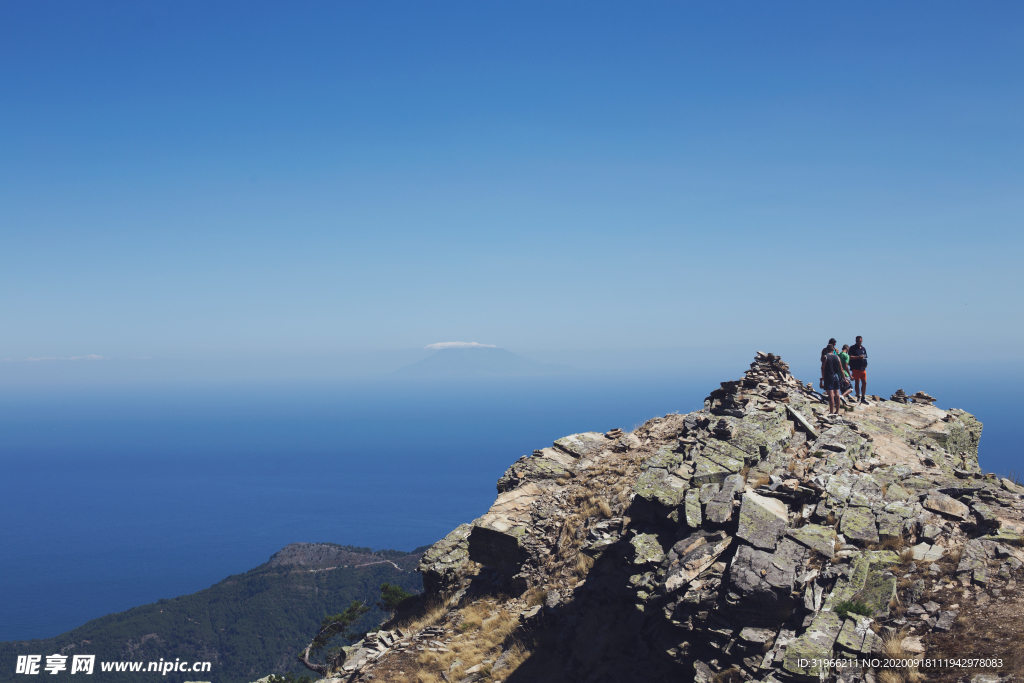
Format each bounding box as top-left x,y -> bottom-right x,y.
324,353 -> 1024,683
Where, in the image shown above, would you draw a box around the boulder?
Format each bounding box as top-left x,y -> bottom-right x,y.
664,531 -> 732,593
782,611 -> 843,678
923,492 -> 970,520
418,523 -> 472,593
736,491 -> 788,549
705,474 -> 745,524
553,432 -> 610,458
840,506 -> 879,544
787,524 -> 837,558
630,533 -> 666,565
684,488 -> 702,528
632,468 -> 689,522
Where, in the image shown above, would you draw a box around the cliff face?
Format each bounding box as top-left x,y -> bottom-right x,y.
336,354 -> 1024,683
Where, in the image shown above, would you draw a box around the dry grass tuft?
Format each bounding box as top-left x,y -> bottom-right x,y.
878,670 -> 905,683
572,552 -> 595,579
877,535 -> 907,552
523,587 -> 548,607
494,639 -> 531,676
712,667 -> 743,683
882,630 -> 909,659
751,472 -> 770,487
947,544 -> 964,564
397,595 -> 452,633
409,603 -> 520,683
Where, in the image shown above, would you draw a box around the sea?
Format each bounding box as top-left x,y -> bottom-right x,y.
0,366 -> 1017,641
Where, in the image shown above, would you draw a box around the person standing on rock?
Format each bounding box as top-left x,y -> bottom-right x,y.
839,344 -> 854,400
848,335 -> 868,403
820,340 -> 843,414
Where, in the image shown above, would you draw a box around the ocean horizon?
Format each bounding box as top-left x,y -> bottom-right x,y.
1,367 -> 1017,641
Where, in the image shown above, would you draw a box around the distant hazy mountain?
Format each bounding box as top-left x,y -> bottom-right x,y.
393,346 -> 575,378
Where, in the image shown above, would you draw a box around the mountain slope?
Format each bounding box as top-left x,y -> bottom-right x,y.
0,545 -> 425,683
393,347 -> 574,378
343,352 -> 1024,683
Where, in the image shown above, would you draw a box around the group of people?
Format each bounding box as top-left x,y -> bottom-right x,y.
820,336 -> 868,414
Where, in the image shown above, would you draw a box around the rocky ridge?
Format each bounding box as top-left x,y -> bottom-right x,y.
321,353 -> 1024,683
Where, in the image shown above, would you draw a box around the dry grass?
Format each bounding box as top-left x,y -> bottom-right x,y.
412,603 -> 520,682
494,639 -> 531,675
875,535 -> 907,552
878,670 -> 904,683
749,471 -> 770,488
523,587 -> 549,608
712,667 -> 743,683
876,631 -> 923,683
396,595 -> 453,633
570,552 -> 594,580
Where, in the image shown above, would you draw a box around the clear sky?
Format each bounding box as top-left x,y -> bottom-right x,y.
2,2 -> 1022,379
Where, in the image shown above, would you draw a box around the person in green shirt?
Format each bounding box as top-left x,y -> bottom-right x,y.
839,344 -> 854,399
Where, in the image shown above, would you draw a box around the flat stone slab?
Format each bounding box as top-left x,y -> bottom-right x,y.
692,456 -> 733,485
782,611 -> 843,677
706,474 -> 745,523
924,492 -> 970,520
553,432 -> 610,458
665,531 -> 732,593
736,491 -> 788,549
630,533 -> 665,565
787,524 -> 837,558
684,488 -> 702,528
786,405 -> 819,439
911,542 -> 945,562
840,506 -> 879,544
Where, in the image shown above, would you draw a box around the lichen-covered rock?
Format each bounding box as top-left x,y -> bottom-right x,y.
704,473 -> 744,523
630,532 -> 665,565
736,491 -> 788,549
553,431 -> 610,458
418,523 -> 472,593
496,454 -> 570,493
782,611 -> 843,677
684,488 -> 702,528
787,523 -> 837,558
840,506 -> 879,543
631,467 -> 689,522
924,492 -> 970,520
664,530 -> 732,593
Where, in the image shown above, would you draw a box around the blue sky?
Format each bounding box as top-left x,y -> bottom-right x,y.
2,2 -> 1022,379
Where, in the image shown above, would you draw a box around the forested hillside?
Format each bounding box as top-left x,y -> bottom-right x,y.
0,544 -> 425,683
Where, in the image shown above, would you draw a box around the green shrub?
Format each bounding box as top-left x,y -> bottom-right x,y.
378,582 -> 415,613
834,599 -> 872,619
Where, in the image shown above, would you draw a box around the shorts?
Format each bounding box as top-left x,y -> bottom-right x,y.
823,374 -> 841,392
851,369 -> 866,381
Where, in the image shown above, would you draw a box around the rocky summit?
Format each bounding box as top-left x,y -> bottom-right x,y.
315,353 -> 1024,683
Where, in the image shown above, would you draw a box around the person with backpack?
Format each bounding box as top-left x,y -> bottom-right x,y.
820,339 -> 844,415
848,336 -> 868,403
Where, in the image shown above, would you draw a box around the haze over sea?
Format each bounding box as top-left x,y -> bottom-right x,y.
0,353 -> 1018,642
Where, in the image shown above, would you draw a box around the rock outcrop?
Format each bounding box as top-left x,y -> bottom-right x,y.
327,353 -> 1024,683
